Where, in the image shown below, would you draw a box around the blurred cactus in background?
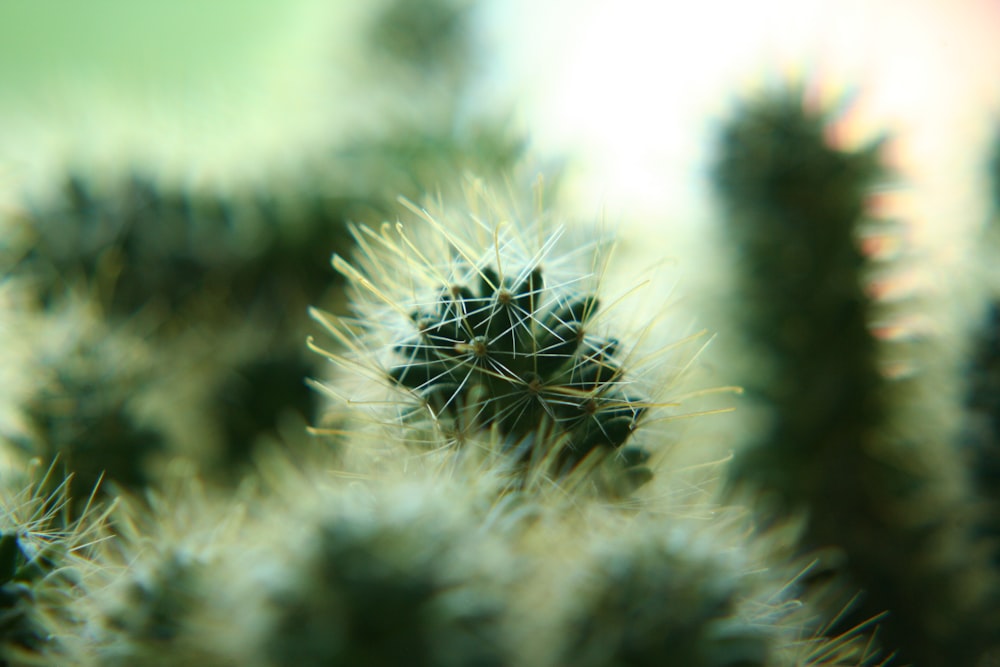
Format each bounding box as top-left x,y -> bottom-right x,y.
7,296 -> 165,508
712,87 -> 1000,666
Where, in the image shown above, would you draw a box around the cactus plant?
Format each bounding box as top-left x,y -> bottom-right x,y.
58,474 -> 259,667
551,518 -> 890,667
9,297 -> 165,508
260,477 -> 512,667
712,86 -> 998,666
0,461 -> 108,666
309,179 -> 662,493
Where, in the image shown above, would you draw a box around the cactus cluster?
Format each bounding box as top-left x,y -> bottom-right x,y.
1,173 -> 899,666
7,3 -> 1000,663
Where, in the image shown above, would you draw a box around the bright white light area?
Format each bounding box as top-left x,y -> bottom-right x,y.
483,0 -> 1000,253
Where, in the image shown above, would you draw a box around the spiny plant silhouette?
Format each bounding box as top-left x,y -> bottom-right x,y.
0,464 -> 108,666
713,87 -> 997,666
311,183 -> 653,491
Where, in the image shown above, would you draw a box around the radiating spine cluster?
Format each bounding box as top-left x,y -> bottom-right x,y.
312,186 -> 654,490
387,252 -> 649,480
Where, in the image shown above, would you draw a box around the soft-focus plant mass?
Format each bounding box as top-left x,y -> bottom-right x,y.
0,1 -> 998,666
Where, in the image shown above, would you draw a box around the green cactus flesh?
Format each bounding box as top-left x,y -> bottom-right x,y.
386,261 -> 650,482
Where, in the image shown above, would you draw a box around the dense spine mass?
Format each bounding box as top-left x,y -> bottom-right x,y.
388,258 -> 649,481
311,189 -> 658,493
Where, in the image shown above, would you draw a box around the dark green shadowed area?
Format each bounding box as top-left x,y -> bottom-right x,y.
713,88 -> 997,666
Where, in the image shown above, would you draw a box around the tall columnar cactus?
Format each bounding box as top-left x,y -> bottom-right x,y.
309,180 -> 664,493
963,304 -> 1000,571
957,130 -> 1000,667
712,90 -> 885,504
963,129 -> 1000,572
712,87 -> 997,665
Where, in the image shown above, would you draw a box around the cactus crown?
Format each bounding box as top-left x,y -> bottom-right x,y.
389,256 -> 647,473
312,185 -> 652,488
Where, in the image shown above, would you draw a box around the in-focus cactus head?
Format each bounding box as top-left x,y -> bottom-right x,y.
311,181 -> 654,491
387,252 -> 648,478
